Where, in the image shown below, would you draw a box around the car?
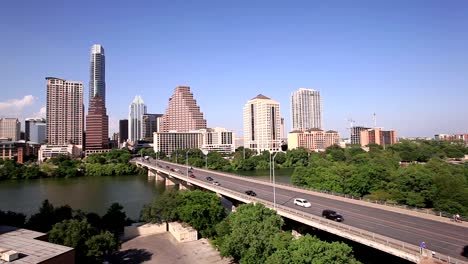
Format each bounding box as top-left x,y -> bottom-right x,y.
212,181 -> 220,186
206,176 -> 213,181
189,174 -> 196,178
245,190 -> 256,196
322,209 -> 343,222
293,198 -> 311,208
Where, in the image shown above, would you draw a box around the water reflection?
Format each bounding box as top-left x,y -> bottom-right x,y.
0,175 -> 164,220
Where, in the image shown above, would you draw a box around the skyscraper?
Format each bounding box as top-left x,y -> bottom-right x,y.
160,86 -> 207,132
86,44 -> 109,153
85,96 -> 109,150
89,44 -> 106,105
46,77 -> 84,146
243,94 -> 282,153
128,95 -> 147,143
0,118 -> 21,141
291,88 -> 323,130
25,118 -> 46,143
119,119 -> 128,144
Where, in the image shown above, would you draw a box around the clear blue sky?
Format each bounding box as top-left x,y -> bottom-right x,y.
1,0 -> 467,138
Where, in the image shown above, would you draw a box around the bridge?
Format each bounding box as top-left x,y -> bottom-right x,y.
135,158 -> 468,264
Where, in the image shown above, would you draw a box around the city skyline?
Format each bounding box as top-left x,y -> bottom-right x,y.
1,1 -> 468,138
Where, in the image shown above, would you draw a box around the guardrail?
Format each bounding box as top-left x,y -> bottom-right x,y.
138,160 -> 468,264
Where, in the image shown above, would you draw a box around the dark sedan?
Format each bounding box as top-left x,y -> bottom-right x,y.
245,190 -> 256,196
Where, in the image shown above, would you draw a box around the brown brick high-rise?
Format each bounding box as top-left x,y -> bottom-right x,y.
160,86 -> 207,132
85,96 -> 109,150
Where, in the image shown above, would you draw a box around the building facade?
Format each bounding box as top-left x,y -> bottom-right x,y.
46,77 -> 84,146
128,96 -> 147,143
288,129 -> 340,152
119,119 -> 128,144
85,96 -> 109,151
360,128 -> 397,147
0,118 -> 20,141
435,133 -> 468,144
25,118 -> 46,143
160,86 -> 207,132
89,44 -> 106,104
154,132 -> 204,156
142,114 -> 163,141
291,88 -> 323,131
0,139 -> 40,164
200,127 -> 235,154
350,126 -> 369,145
243,94 -> 282,154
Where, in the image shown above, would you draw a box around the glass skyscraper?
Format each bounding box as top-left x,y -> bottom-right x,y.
128,95 -> 147,143
89,44 -> 106,105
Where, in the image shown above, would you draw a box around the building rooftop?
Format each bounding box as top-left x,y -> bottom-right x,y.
251,94 -> 271,100
0,226 -> 73,264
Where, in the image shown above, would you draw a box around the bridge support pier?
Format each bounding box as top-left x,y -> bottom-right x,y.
165,177 -> 177,186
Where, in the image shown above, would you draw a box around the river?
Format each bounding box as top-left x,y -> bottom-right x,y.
0,169 -> 295,220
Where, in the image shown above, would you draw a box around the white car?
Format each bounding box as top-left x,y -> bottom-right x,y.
294,198 -> 311,208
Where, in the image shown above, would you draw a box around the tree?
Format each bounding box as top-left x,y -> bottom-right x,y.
102,203 -> 127,236
141,190 -> 182,223
266,234 -> 361,264
0,210 -> 26,227
49,219 -> 96,261
215,203 -> 284,264
177,190 -> 225,237
85,231 -> 120,261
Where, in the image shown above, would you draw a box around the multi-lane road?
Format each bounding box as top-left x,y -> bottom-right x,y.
139,158 -> 468,262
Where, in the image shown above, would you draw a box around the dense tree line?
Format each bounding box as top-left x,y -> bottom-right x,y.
141,190 -> 361,264
0,200 -> 128,263
0,149 -> 145,180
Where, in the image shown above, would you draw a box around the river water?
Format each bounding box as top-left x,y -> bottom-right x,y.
0,169 -> 295,220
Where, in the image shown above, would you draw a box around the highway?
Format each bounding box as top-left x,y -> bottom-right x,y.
140,158 -> 468,262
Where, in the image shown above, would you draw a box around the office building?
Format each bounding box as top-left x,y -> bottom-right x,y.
243,94 -> 282,153
142,114 -> 163,141
25,118 -> 46,143
89,44 -> 106,105
128,95 -> 147,143
291,88 -> 322,131
160,86 -> 207,132
435,133 -> 468,144
46,77 -> 84,146
154,131 -> 203,156
288,129 -> 340,152
0,118 -> 20,141
85,96 -> 109,152
119,119 -> 128,144
360,128 -> 397,147
200,127 -> 235,154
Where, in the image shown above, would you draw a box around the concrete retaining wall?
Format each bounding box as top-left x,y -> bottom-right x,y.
123,223 -> 167,241
168,222 -> 198,243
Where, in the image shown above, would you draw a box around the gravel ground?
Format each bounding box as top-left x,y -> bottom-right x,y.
114,232 -> 233,264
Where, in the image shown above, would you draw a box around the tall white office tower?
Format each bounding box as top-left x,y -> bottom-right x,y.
128,95 -> 147,143
89,44 -> 106,105
291,88 -> 323,130
243,94 -> 282,154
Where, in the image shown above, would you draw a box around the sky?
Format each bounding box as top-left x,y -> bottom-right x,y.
1,0 -> 467,138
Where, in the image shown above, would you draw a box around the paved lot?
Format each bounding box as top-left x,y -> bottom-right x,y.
114,233 -> 233,264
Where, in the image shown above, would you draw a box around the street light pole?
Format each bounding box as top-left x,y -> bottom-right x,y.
186,150 -> 189,179
272,152 -> 278,210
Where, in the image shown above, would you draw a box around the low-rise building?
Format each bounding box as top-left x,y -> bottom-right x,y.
0,140 -> 40,164
38,144 -> 82,162
0,226 -> 75,264
288,129 -> 340,152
